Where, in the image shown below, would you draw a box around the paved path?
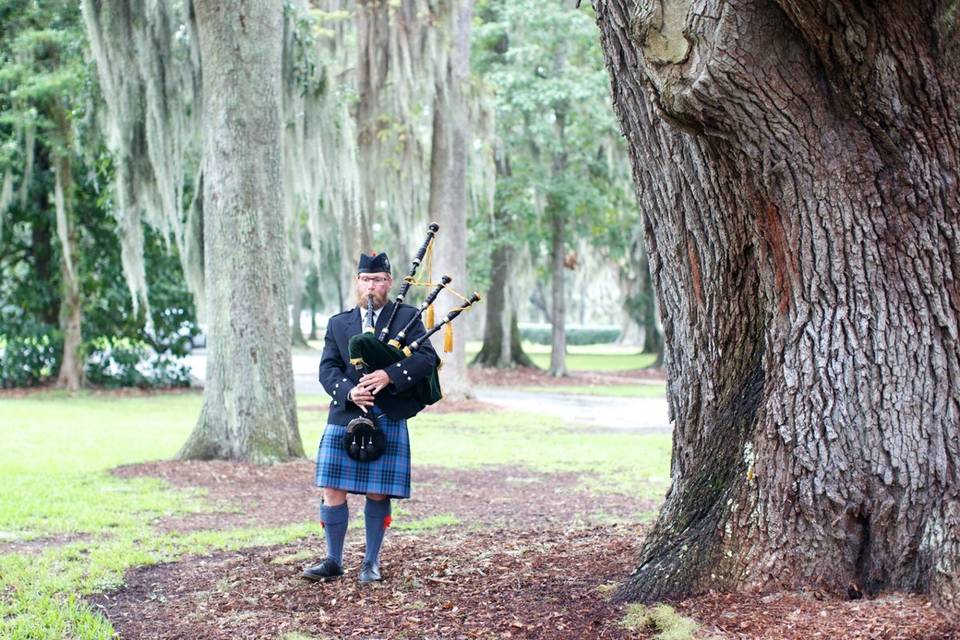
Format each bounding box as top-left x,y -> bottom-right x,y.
474,388 -> 671,433
183,351 -> 671,433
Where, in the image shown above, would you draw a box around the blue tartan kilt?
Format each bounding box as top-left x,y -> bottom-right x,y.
314,408 -> 411,499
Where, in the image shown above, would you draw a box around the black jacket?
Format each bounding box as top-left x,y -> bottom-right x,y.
318,301 -> 439,425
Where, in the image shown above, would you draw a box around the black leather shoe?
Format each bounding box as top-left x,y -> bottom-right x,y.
301,558 -> 344,582
358,560 -> 382,584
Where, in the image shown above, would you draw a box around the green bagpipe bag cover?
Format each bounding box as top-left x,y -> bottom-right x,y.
347,332 -> 443,405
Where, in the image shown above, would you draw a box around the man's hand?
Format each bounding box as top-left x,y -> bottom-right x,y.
358,369 -> 390,395
348,385 -> 375,411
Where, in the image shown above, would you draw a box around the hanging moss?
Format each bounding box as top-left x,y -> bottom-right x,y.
81,0 -> 489,316
81,0 -> 201,316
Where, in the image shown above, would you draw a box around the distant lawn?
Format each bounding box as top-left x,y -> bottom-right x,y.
516,384 -> 666,397
468,342 -> 657,372
0,390 -> 669,639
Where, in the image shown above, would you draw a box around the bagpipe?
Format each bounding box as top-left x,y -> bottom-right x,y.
343,223 -> 481,462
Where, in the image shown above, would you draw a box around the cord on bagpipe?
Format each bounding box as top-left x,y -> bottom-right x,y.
395,238 -> 476,353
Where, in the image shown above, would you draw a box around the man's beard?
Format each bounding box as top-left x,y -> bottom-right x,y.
356,289 -> 389,310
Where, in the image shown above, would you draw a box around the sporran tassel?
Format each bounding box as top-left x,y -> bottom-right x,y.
425,304 -> 435,329
443,322 -> 454,353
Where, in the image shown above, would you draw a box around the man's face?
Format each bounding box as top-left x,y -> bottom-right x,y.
355,273 -> 392,309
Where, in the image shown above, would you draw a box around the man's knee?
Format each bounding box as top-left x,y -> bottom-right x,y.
367,493 -> 386,501
323,488 -> 348,505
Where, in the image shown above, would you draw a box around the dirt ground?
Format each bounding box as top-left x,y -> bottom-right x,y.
88,460 -> 959,640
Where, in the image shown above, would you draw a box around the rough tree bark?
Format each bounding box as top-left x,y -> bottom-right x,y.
429,0 -> 476,399
596,0 -> 960,610
179,0 -> 303,463
353,0 -> 383,265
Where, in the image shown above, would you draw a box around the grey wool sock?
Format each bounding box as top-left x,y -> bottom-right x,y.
363,497 -> 392,565
320,502 -> 349,566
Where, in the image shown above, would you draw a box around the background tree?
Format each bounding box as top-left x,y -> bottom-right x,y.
0,0 -> 89,390
470,147 -> 537,368
429,0 -> 476,398
472,0 -> 632,375
596,0 -> 960,611
602,213 -> 664,365
178,0 -> 303,463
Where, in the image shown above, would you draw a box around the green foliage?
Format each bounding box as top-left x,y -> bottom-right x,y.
470,0 -> 636,271
0,0 -> 199,389
0,171 -> 199,388
520,323 -> 621,345
84,337 -> 191,388
0,320 -> 61,387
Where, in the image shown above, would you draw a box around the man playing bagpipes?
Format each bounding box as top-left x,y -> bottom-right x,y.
302,250 -> 438,584
303,223 -> 481,584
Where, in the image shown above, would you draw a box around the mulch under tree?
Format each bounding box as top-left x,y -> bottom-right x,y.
86,460 -> 958,639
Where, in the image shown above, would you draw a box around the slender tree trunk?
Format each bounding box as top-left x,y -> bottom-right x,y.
52,148 -> 83,391
473,244 -> 509,367
429,0 -> 475,399
596,0 -> 960,611
638,248 -> 663,366
547,69 -> 569,377
473,243 -> 536,368
179,0 -> 303,463
509,313 -> 534,367
290,262 -> 308,348
617,268 -> 645,347
474,148 -> 535,369
548,207 -> 567,377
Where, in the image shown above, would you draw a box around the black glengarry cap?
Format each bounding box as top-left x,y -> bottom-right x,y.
357,252 -> 391,274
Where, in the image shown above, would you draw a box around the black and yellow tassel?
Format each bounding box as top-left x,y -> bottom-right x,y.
443,322 -> 454,353
425,304 -> 435,330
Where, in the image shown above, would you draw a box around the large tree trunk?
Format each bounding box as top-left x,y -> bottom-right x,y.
179,0 -> 303,463
596,0 -> 960,611
473,243 -> 536,368
353,0 -> 386,265
429,0 -> 475,399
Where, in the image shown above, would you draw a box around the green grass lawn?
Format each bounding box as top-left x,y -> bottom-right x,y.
519,346 -> 657,371
0,390 -> 669,639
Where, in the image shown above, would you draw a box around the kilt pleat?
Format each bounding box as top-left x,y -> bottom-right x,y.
314,408 -> 411,499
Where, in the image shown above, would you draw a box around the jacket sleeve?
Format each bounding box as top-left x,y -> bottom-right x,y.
318,320 -> 358,409
384,314 -> 439,394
